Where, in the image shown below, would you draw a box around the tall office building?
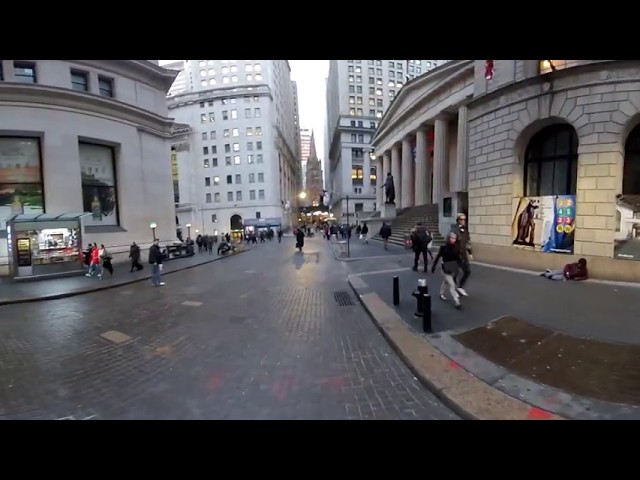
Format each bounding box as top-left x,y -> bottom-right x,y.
299,128 -> 312,189
167,60 -> 301,235
325,60 -> 445,219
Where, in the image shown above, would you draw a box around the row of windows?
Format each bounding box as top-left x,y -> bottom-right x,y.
349,108 -> 383,118
350,134 -> 370,144
199,96 -> 261,108
348,60 -> 405,69
350,120 -> 377,129
203,154 -> 263,168
205,190 -> 266,203
352,148 -> 376,160
0,61 -> 114,98
348,75 -> 404,88
197,60 -> 261,68
198,74 -> 263,87
205,172 -> 265,186
199,63 -> 262,76
201,127 -> 263,141
348,66 -> 411,77
349,96 -> 384,107
351,166 -> 377,186
200,108 -> 261,123
202,141 -> 263,155
348,85 -> 396,97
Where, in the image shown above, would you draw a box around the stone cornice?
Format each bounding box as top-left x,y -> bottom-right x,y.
0,83 -> 175,134
70,60 -> 178,92
375,60 -> 474,138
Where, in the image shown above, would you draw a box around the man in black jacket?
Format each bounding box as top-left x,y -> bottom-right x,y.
148,239 -> 165,286
450,214 -> 472,297
379,222 -> 392,250
410,222 -> 432,272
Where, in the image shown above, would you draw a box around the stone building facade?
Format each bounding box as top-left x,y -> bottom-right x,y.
468,60 -> 640,280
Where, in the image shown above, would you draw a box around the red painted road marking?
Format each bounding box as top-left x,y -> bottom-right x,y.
448,361 -> 461,370
527,407 -> 554,420
270,376 -> 294,401
206,373 -> 225,392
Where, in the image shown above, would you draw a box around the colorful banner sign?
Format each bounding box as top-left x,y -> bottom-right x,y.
511,195 -> 575,254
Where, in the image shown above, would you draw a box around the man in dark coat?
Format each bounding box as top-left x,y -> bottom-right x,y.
295,228 -> 305,253
148,239 -> 165,286
129,241 -> 143,272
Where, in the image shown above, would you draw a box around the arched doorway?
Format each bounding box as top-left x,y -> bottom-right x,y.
623,124 -> 640,195
230,214 -> 243,231
523,124 -> 578,197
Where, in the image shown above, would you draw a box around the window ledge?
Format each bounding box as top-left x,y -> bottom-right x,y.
85,225 -> 127,234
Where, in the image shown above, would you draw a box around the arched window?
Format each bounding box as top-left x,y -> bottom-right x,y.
524,124 -> 578,197
623,125 -> 640,195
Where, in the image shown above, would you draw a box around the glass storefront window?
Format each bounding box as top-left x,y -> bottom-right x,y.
28,227 -> 80,266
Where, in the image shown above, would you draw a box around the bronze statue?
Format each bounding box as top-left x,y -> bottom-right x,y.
383,172 -> 396,204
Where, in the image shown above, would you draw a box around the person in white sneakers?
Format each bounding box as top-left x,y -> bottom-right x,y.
431,231 -> 465,310
450,213 -> 472,297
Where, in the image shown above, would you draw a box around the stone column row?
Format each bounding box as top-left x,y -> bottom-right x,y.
375,105 -> 468,212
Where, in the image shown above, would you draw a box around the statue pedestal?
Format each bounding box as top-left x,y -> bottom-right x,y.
381,203 -> 397,219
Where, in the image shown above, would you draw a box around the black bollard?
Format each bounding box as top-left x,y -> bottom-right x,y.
393,276 -> 400,306
422,293 -> 432,333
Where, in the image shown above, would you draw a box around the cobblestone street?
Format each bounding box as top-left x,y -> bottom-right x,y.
0,237 -> 458,420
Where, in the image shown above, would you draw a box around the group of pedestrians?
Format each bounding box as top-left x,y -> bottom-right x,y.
410,214 -> 472,310
84,243 -> 114,280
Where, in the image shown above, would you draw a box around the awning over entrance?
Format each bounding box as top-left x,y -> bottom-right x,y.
6,212 -> 91,223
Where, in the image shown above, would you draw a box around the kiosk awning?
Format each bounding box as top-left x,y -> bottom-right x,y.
6,212 -> 91,223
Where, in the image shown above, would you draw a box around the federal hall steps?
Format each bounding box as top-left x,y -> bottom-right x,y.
372,204 -> 445,248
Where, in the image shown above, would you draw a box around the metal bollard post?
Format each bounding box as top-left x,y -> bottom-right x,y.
393,276 -> 400,306
422,293 -> 432,333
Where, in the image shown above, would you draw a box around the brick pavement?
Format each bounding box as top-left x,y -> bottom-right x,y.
0,249 -> 245,306
0,237 -> 458,420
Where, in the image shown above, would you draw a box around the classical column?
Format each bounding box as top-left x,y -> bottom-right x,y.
376,155 -> 383,210
433,118 -> 448,204
401,136 -> 414,208
455,105 -> 469,192
414,129 -> 429,206
391,144 -> 401,207
382,151 -> 391,206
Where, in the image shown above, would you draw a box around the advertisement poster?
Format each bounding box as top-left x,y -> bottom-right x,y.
614,194 -> 640,261
79,143 -> 118,227
511,195 -> 575,254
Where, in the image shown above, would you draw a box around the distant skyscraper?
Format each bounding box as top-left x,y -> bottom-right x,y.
299,128 -> 312,188
325,60 -> 444,218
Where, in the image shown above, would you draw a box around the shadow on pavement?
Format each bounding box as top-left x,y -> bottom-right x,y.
454,316 -> 640,406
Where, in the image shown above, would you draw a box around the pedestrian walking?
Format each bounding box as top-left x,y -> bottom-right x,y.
431,231 -> 465,310
450,213 -> 472,297
129,241 -> 143,272
148,238 -> 165,286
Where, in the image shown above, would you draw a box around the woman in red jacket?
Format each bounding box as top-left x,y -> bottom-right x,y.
85,243 -> 101,278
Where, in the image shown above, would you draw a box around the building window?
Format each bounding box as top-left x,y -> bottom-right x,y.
256,154 -> 263,164
225,156 -> 231,166
254,108 -> 261,118
0,137 -> 44,220
226,175 -> 232,185
258,189 -> 265,200
214,192 -> 220,203
213,176 -> 220,185
212,214 -> 217,222
14,62 -> 36,83
231,109 -> 238,119
211,157 -> 218,167
222,111 -> 228,120
245,108 -> 252,119
235,174 -> 241,184
211,146 -> 217,154
524,124 -> 578,197
370,167 -> 377,185
234,155 -> 241,165
202,132 -> 208,140
79,142 -> 119,226
236,191 -> 242,201
247,142 -> 253,151
539,60 -> 578,75
205,177 -> 211,186
203,159 -> 210,168
623,124 -> 640,194
98,76 -> 114,97
203,146 -> 208,155
227,192 -> 233,201
233,143 -> 240,152
224,144 -> 231,153
71,70 -> 89,91
352,166 -> 364,185
205,193 -> 212,203
256,211 -> 261,219
249,173 -> 255,183
258,173 -> 264,183
250,190 -> 256,200
210,131 -> 216,139
223,129 -> 230,138
247,155 -> 254,164
256,141 -> 262,150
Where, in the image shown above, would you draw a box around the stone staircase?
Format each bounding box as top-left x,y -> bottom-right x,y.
372,204 -> 445,248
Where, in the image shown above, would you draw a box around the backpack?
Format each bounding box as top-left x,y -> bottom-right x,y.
417,228 -> 432,246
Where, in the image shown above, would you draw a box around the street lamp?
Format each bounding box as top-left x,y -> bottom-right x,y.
299,191 -> 307,200
149,221 -> 157,241
186,223 -> 192,238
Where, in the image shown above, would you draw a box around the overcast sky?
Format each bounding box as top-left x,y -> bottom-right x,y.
159,60 -> 330,162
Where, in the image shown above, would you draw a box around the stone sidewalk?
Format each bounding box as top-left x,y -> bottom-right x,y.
0,248 -> 249,306
347,261 -> 640,420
